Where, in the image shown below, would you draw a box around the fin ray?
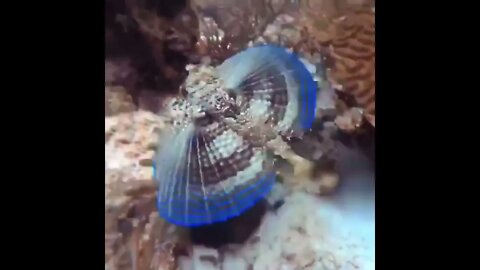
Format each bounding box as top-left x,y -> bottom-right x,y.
217,44 -> 318,130
154,117 -> 275,227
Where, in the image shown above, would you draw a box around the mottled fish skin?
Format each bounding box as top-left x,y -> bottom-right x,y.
154,44 -> 317,227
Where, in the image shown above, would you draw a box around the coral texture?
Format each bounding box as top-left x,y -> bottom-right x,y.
281,2 -> 376,129
192,0 -> 298,64
328,9 -> 375,127
105,86 -> 137,116
125,0 -> 197,89
105,111 -> 186,270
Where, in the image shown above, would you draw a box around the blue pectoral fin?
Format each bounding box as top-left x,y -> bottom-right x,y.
286,50 -> 318,130
157,172 -> 276,227
217,44 -> 318,130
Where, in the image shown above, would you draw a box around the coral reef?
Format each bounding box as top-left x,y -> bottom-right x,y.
260,1 -> 376,129
267,133 -> 339,196
106,0 -> 201,113
328,9 -> 375,127
290,3 -> 376,157
105,0 -> 375,125
262,5 -> 375,167
125,0 -> 198,86
105,86 -> 136,116
105,111 -> 188,270
192,0 -> 299,64
105,111 -> 164,177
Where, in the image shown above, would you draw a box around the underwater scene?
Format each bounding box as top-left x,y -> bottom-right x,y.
105,0 -> 375,269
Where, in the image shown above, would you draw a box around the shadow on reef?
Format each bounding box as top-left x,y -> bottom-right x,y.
335,120 -> 375,164
105,0 -> 198,108
188,200 -> 268,249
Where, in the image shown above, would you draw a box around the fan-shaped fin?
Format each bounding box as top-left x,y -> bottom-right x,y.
154,116 -> 275,227
217,44 -> 318,131
158,171 -> 276,227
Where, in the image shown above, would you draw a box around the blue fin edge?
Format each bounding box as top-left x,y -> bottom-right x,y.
156,172 -> 276,227
251,44 -> 318,130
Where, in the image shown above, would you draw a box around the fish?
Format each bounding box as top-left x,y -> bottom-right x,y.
153,44 -> 318,227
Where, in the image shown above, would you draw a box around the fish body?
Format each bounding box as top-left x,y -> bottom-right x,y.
154,44 -> 318,227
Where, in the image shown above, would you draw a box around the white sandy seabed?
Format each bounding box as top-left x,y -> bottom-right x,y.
179,143 -> 375,270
